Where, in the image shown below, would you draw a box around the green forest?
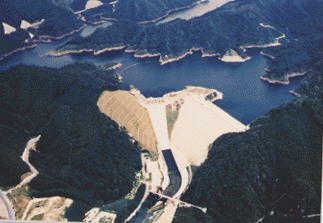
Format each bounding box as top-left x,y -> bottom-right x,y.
58,0 -> 322,83
0,0 -> 83,55
173,67 -> 323,223
82,0 -> 198,23
0,63 -> 142,219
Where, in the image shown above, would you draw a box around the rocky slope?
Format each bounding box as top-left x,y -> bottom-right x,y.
0,63 -> 141,220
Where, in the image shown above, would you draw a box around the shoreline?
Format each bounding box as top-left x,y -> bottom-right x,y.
260,72 -> 306,85
31,25 -> 86,43
159,48 -> 200,65
0,44 -> 37,62
76,0 -> 207,25
289,90 -> 302,97
107,62 -> 122,70
138,0 -> 209,24
241,33 -> 285,49
218,49 -> 251,63
94,46 -> 126,55
83,16 -> 118,25
0,25 -> 87,61
49,45 -> 252,65
128,47 -> 249,65
260,51 -> 276,59
47,45 -> 126,57
241,23 -> 286,50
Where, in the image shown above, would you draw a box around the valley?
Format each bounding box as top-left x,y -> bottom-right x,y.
0,0 -> 322,222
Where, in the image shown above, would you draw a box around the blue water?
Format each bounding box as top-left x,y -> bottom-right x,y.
79,22 -> 112,37
118,51 -> 302,124
162,150 -> 178,170
0,23 -> 302,125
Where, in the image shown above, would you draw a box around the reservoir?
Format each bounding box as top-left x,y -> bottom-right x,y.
0,23 -> 301,125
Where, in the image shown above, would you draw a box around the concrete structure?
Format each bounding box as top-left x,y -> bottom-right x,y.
98,86 -> 248,223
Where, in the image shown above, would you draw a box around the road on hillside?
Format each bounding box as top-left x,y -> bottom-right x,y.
0,192 -> 15,220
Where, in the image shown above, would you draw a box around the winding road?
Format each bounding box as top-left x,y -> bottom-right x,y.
0,135 -> 41,221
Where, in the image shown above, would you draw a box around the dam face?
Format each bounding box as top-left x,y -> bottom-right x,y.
97,90 -> 158,158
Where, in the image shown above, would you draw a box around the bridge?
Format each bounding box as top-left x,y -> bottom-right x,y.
151,192 -> 207,213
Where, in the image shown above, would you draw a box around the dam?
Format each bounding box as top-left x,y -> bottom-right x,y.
96,86 -> 248,223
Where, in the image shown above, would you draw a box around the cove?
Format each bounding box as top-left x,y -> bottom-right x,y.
0,25 -> 301,125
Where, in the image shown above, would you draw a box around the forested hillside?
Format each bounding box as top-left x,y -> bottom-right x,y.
173,68 -> 323,223
58,0 -> 281,57
260,0 -> 323,83
58,0 -> 322,83
54,0 -> 88,11
0,0 -> 83,56
0,63 -> 141,217
81,0 -> 199,23
293,59 -> 323,98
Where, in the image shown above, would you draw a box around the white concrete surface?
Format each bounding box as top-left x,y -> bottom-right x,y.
171,94 -> 248,166
145,103 -> 170,150
116,86 -> 247,223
